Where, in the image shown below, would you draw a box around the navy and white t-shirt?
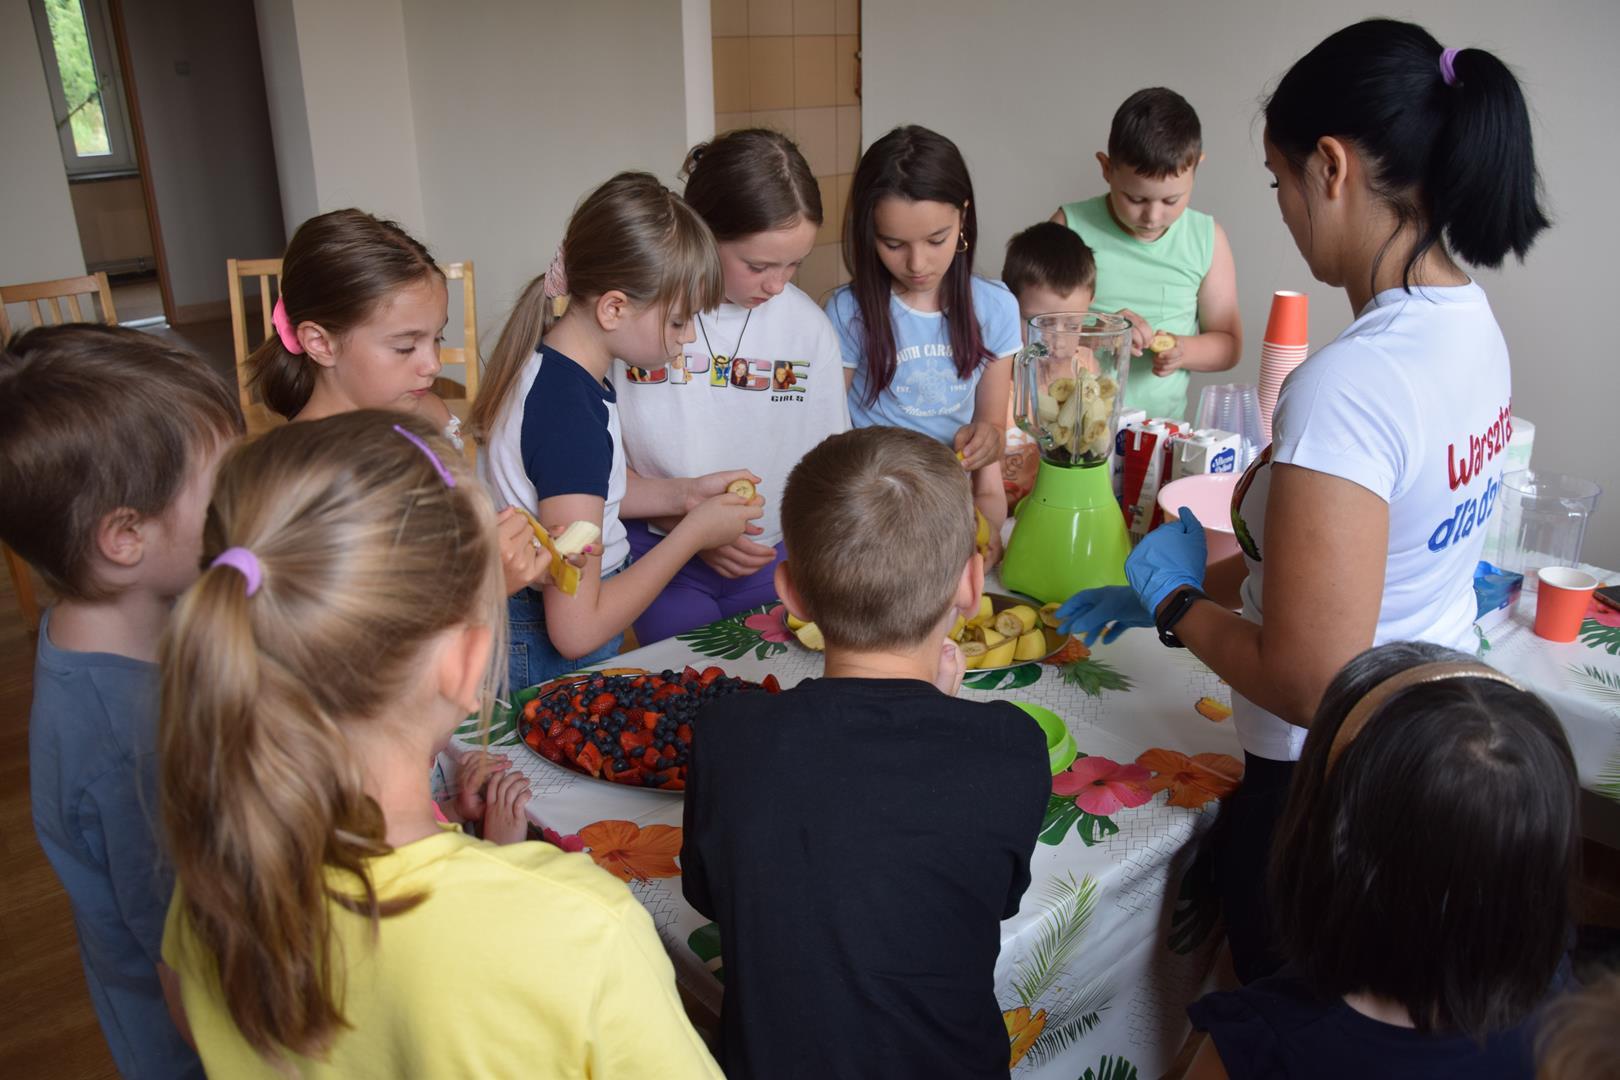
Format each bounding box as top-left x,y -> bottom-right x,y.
480,344 -> 630,570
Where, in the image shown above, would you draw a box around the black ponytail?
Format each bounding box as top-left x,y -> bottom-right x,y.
1265,19 -> 1550,282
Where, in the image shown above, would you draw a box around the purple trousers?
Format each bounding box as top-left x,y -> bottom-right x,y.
625,520 -> 786,644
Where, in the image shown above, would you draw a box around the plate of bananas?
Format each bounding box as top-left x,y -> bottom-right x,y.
784,592 -> 1067,672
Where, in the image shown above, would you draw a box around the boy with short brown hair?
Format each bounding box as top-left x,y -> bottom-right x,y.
681,425 -> 1050,1079
0,324 -> 241,1079
1052,87 -> 1243,421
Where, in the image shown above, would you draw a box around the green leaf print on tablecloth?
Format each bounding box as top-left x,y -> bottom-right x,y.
1580,617 -> 1620,655
1568,664 -> 1620,803
1082,1056 -> 1140,1080
1059,658 -> 1133,697
688,922 -> 725,983
964,663 -> 1043,691
1038,793 -> 1120,847
454,688 -> 531,747
1002,874 -> 1113,1071
677,603 -> 791,661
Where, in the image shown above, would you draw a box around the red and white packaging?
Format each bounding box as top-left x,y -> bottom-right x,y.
1119,418 -> 1185,537
1110,407 -> 1148,499
1168,428 -> 1242,482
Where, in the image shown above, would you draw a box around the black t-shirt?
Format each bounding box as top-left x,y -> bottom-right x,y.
1189,970 -> 1561,1079
681,677 -> 1051,1079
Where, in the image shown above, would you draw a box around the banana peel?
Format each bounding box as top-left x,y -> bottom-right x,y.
981,636 -> 1017,668
518,511 -> 599,596
974,509 -> 992,557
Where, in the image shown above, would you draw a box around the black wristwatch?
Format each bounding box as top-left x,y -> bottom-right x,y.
1155,586 -> 1207,648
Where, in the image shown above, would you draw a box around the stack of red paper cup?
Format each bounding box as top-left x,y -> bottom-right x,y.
1258,291 -> 1309,442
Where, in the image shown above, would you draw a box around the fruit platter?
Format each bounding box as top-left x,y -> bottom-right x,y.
517,665 -> 781,792
785,592 -> 1068,672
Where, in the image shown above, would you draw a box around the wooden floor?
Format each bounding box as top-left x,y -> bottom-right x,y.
0,567 -> 118,1078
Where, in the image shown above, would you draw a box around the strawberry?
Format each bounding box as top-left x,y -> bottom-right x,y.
700,666 -> 724,687
588,693 -> 617,716
762,673 -> 781,693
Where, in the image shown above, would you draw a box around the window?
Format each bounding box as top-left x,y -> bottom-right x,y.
29,0 -> 136,176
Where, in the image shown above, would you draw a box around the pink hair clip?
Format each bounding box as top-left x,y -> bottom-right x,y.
271,296 -> 304,355
393,424 -> 457,487
541,245 -> 569,317
211,547 -> 263,596
1439,47 -> 1461,87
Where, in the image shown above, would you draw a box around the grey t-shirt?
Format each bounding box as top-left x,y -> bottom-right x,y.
29,609 -> 201,1078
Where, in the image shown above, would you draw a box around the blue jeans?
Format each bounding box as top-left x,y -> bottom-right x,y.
506,561 -> 626,693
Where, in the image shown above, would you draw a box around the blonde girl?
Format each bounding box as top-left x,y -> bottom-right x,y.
158,410 -> 720,1077
474,172 -> 762,689
251,207 -> 555,598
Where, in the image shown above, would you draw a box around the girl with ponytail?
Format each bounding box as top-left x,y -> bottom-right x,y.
157,410 -> 722,1076
474,172 -> 763,689
252,208 -> 559,607
1055,18 -> 1551,985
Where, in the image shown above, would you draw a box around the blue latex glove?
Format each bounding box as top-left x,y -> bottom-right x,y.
1055,585 -> 1152,646
1126,505 -> 1207,616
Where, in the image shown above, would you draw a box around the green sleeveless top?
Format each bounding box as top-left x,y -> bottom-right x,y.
1060,195 -> 1214,421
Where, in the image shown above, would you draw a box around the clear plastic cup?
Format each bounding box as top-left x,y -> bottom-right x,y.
1491,470 -> 1602,590
1196,383 -> 1264,467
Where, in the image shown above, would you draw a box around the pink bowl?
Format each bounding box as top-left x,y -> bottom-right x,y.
1158,473 -> 1240,565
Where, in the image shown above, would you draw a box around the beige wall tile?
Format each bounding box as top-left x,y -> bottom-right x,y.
747,0 -> 793,36
715,111 -> 751,134
793,35 -> 836,108
835,0 -> 859,35
748,37 -> 795,109
816,174 -> 839,246
711,0 -> 748,36
835,34 -> 859,106
797,243 -> 841,305
795,106 -> 837,175
836,103 -> 862,172
750,109 -> 797,137
794,0 -> 834,34
713,38 -> 751,113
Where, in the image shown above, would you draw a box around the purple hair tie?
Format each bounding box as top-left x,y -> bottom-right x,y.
270,296 -> 304,354
1439,47 -> 1461,87
393,423 -> 457,487
211,547 -> 263,596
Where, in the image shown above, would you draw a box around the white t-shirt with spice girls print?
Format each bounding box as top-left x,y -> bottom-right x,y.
612,283 -> 850,549
1230,281 -> 1511,761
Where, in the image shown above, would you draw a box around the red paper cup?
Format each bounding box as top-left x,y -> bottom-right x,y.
1264,291 -> 1310,347
1533,567 -> 1599,642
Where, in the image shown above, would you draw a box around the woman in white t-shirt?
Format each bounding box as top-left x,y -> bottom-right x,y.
1055,19 -> 1550,984
615,129 -> 850,643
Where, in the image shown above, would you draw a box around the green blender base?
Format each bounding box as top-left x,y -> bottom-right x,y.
1001,460 -> 1130,604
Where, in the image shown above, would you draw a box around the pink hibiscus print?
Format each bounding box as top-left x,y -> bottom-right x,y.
1053,756 -> 1154,815
541,827 -> 585,853
1588,597 -> 1620,628
744,604 -> 792,643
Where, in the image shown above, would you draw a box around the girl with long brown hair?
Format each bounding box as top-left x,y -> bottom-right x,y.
158,410 -> 721,1076
613,129 -> 851,641
826,126 -> 1021,564
474,172 -> 762,690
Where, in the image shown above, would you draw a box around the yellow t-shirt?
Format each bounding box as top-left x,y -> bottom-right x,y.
161,826 -> 722,1079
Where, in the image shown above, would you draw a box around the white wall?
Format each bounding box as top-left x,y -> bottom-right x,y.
400,0 -> 691,343
864,0 -> 1620,569
121,0 -> 285,313
253,0 -> 317,230
0,0 -> 85,289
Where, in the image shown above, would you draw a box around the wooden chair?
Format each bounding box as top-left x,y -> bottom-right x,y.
0,271 -> 118,340
0,271 -> 120,634
226,259 -> 480,455
225,257 -> 288,437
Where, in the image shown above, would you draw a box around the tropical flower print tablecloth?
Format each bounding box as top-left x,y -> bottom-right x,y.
440,567 -> 1619,1078
1476,565 -> 1620,798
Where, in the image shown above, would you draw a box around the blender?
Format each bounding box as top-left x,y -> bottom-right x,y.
1000,312 -> 1132,603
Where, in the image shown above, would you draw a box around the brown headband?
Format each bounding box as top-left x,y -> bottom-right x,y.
1324,661 -> 1523,773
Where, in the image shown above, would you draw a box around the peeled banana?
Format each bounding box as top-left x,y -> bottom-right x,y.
793,621 -> 825,651
518,511 -> 599,595
974,509 -> 993,557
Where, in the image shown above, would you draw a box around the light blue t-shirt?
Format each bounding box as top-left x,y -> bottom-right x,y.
29,609 -> 202,1079
827,276 -> 1023,444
